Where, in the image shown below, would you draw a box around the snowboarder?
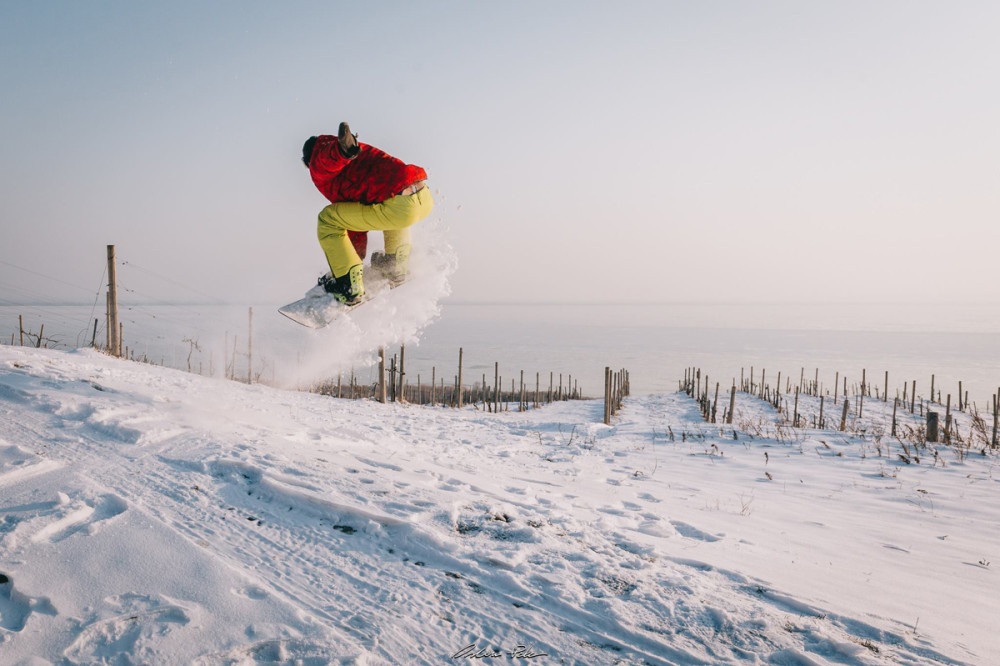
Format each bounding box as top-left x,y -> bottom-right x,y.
302,122 -> 433,305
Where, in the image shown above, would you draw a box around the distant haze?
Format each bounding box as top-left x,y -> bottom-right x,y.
2,1 -> 999,306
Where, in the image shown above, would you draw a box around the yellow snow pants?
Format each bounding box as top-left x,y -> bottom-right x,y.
317,186 -> 434,278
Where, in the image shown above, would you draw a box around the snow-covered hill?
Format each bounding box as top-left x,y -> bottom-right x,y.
0,346 -> 995,664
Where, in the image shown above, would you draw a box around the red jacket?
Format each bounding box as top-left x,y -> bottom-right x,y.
309,136 -> 426,258
309,136 -> 426,204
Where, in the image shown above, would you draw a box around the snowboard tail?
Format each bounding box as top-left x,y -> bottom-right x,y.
277,292 -> 368,328
278,275 -> 405,328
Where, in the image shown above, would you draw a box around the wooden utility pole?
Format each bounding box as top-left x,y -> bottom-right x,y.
107,245 -> 119,357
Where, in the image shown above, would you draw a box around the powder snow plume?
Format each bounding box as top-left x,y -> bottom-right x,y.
279,216 -> 457,389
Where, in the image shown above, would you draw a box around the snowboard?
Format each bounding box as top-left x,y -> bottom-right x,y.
278,274 -> 399,329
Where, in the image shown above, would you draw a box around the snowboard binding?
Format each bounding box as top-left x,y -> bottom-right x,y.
370,244 -> 411,287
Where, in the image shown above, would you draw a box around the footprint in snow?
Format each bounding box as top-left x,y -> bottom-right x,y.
636,519 -> 675,539
30,494 -> 127,544
0,573 -> 57,633
233,585 -> 269,600
354,456 -> 403,472
670,521 -> 722,543
63,593 -> 191,662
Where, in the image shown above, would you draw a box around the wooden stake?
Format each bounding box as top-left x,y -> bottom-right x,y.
604,367 -> 611,425
859,369 -> 865,418
712,382 -> 719,423
793,387 -> 799,427
378,347 -> 387,403
457,347 -> 464,408
992,392 -> 998,447
891,397 -> 898,437
399,345 -> 406,402
945,394 -> 951,441
927,411 -> 939,443
519,370 -> 524,412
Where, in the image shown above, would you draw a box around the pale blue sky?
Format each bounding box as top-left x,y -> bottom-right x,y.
2,1 -> 998,304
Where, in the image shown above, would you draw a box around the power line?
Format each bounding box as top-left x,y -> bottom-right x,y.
0,258 -> 96,295
120,261 -> 228,304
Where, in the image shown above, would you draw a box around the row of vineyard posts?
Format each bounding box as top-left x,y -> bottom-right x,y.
604,367 -> 629,425
315,345 -> 587,412
682,366 -> 999,447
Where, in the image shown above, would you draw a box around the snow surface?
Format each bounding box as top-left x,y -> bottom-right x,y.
0,346 -> 997,665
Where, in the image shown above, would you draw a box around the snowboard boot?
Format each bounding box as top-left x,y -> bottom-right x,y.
370,244 -> 411,287
338,122 -> 359,159
319,264 -> 365,305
